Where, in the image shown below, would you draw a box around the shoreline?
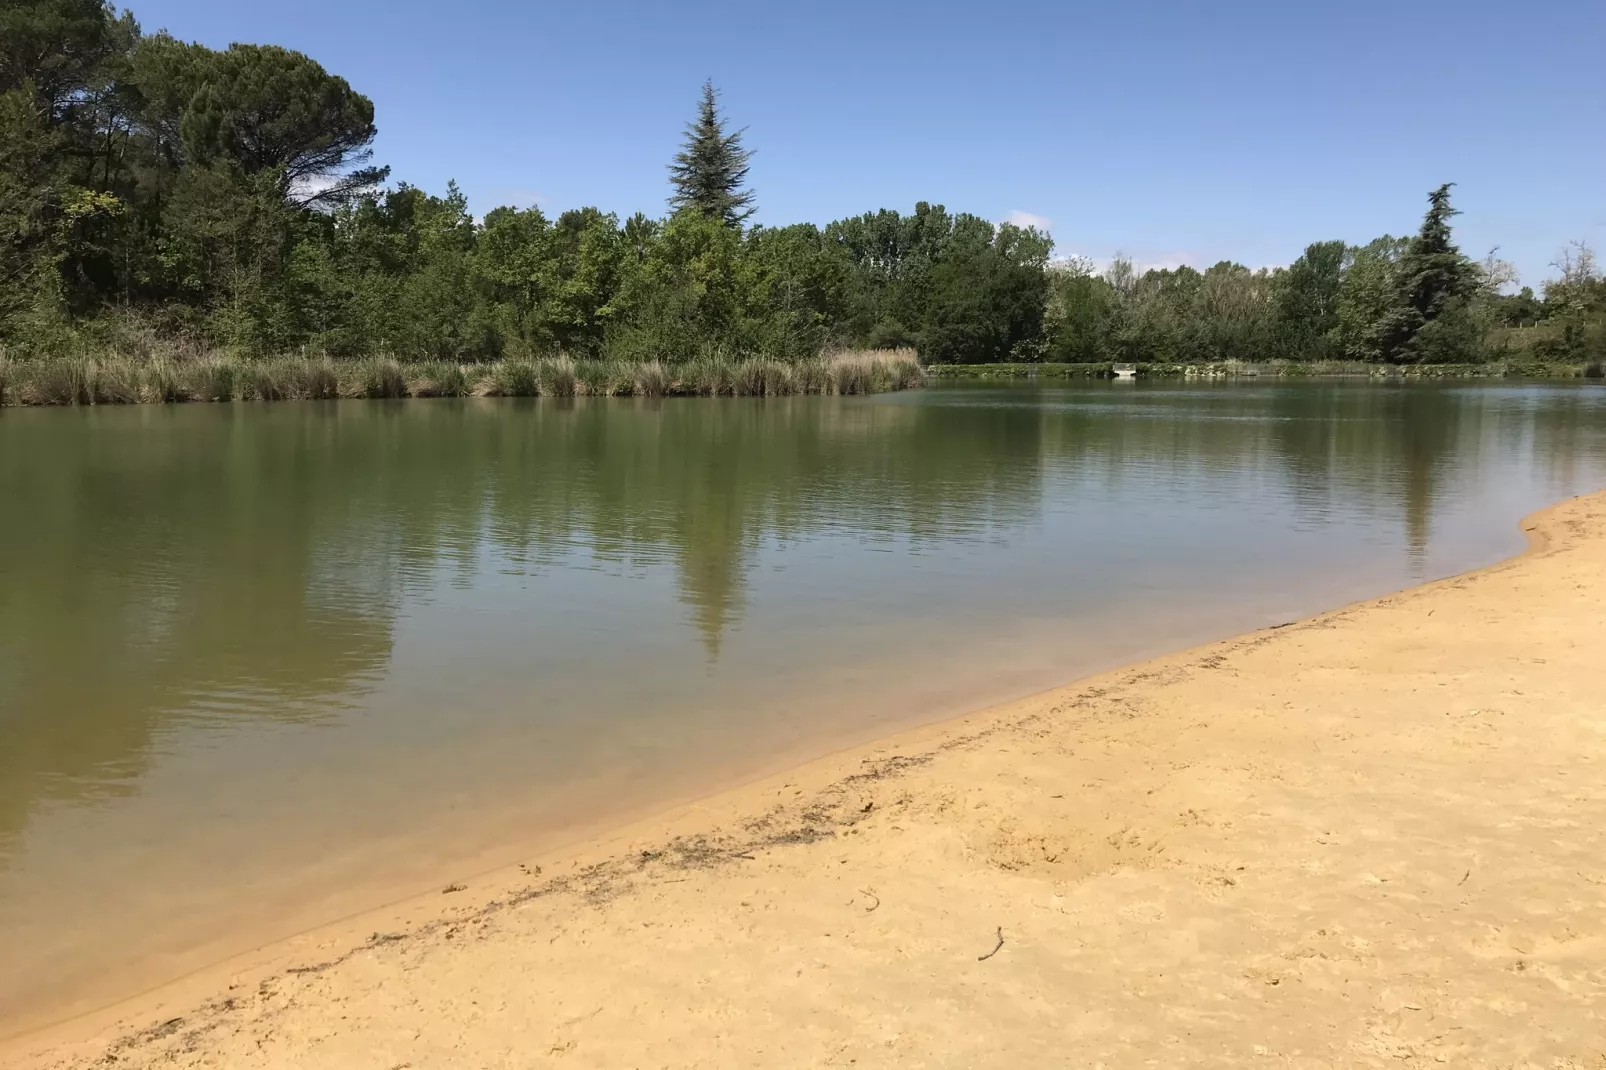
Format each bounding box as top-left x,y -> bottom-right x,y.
7,490 -> 1606,1067
0,352 -> 924,407
926,358 -> 1602,380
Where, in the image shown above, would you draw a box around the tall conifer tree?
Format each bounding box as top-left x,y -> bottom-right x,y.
667,81 -> 754,228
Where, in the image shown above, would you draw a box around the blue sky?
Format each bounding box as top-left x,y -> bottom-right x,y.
128,0 -> 1603,287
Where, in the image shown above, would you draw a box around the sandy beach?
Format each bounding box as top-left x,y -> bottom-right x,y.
7,490 -> 1605,1069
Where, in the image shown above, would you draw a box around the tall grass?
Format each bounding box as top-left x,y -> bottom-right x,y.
303,358 -> 340,399
828,348 -> 923,395
142,360 -> 187,402
488,359 -> 540,397
1,349 -> 926,406
537,356 -> 578,398
634,360 -> 670,397
410,361 -> 471,398
349,357 -> 406,399
187,358 -> 238,402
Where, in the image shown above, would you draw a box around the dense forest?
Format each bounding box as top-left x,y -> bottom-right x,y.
3,0 -> 1603,377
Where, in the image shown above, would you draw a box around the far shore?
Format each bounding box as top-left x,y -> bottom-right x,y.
7,491 -> 1606,1068
927,357 -> 1603,380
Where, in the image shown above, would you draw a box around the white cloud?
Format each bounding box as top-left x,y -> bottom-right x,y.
1004,210 -> 1053,233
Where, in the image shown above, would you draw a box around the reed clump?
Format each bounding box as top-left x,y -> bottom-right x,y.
346,357 -> 406,399
0,349 -> 925,405
488,359 -> 540,397
186,358 -> 238,402
410,361 -> 471,398
303,358 -> 340,399
537,356 -> 579,398
141,359 -> 187,403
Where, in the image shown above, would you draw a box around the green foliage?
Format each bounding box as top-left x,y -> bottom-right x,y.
1380,184 -> 1479,363
825,202 -> 1052,363
1334,236 -> 1409,361
667,81 -> 754,228
1275,241 -> 1346,357
0,3 -> 1588,380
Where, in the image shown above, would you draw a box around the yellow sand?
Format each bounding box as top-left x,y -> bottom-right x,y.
8,493 -> 1606,1069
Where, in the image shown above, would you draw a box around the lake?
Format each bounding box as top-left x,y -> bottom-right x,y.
3,380 -> 1605,1033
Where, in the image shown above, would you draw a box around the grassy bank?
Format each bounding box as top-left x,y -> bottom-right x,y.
927,358 -> 1603,381
0,350 -> 923,407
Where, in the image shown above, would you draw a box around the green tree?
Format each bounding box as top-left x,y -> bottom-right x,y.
1275,240 -> 1346,356
1382,184 -> 1476,362
667,81 -> 754,228
1335,235 -> 1408,362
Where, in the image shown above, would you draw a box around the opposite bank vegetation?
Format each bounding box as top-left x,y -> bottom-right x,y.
4,2 -> 1605,389
0,350 -> 924,406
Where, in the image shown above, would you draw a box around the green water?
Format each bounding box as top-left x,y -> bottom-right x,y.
2,382 -> 1604,1030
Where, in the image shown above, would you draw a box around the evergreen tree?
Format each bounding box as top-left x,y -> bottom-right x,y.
1383,183 -> 1476,362
667,81 -> 754,228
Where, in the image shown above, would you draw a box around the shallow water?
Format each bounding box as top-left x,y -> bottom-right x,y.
3,381 -> 1605,1031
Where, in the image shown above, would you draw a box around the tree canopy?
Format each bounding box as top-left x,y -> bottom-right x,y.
1,1 -> 1600,369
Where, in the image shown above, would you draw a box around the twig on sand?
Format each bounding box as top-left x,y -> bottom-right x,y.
1458,869 -> 1471,886
977,926 -> 1005,961
859,889 -> 880,913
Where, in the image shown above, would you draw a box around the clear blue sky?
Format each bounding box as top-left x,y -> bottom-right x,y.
127,0 -> 1603,287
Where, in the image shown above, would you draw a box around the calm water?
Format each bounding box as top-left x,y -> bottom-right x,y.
3,381 -> 1605,1031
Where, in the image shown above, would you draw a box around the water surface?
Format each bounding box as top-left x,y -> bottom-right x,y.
3,381 -> 1604,1032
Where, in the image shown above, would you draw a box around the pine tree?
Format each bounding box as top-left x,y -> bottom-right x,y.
667,81 -> 754,228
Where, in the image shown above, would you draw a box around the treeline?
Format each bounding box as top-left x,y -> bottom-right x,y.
3,0 -> 1603,369
1045,218 -> 1605,368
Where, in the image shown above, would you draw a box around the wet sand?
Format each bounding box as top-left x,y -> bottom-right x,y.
7,491 -> 1605,1068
